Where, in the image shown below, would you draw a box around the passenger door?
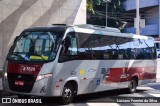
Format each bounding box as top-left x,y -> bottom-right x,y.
76,33 -> 100,93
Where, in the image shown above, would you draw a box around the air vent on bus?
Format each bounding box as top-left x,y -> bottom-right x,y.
77,24 -> 121,33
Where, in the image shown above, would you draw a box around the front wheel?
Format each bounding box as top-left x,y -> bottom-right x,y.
128,78 -> 137,93
61,83 -> 74,105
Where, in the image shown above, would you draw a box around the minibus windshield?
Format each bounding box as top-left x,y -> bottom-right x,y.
7,31 -> 63,62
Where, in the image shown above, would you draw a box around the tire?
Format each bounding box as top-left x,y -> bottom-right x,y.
128,78 -> 137,94
17,94 -> 31,99
61,83 -> 74,105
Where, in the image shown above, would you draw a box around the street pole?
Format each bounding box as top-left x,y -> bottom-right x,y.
104,0 -> 110,27
106,1 -> 108,27
136,0 -> 140,35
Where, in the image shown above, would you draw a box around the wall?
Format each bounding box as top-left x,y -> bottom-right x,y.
123,0 -> 158,11
0,0 -> 86,68
145,7 -> 159,25
125,7 -> 159,36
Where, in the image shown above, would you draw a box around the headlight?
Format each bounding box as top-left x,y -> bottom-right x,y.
4,72 -> 7,78
36,73 -> 53,81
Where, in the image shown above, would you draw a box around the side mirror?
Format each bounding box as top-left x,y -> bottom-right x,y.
14,36 -> 19,43
63,36 -> 71,47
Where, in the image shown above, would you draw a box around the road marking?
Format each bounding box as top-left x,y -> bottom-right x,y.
87,103 -> 120,106
149,93 -> 160,97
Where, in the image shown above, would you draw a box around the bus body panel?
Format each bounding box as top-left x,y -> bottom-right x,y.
53,59 -> 156,95
2,25 -> 157,98
4,59 -> 156,96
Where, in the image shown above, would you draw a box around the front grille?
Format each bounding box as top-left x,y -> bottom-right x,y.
8,73 -> 37,93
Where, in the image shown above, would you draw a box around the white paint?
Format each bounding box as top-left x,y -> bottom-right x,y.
74,28 -> 95,34
132,34 -> 148,39
149,93 -> 160,97
74,27 -> 150,40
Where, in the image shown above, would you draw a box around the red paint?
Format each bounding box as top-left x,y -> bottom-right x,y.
7,62 -> 43,75
105,66 -> 156,83
83,78 -> 86,80
56,85 -> 60,88
59,79 -> 63,82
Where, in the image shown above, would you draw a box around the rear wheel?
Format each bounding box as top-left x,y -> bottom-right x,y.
128,78 -> 137,93
17,94 -> 31,99
61,83 -> 74,105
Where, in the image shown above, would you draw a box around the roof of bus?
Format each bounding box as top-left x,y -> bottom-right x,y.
72,27 -> 152,40
72,25 -> 153,40
24,26 -> 67,32
24,25 -> 153,40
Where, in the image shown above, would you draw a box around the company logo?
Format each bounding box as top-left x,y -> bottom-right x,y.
2,98 -> 11,103
1,98 -> 42,104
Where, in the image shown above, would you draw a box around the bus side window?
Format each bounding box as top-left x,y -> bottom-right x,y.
143,39 -> 156,59
69,37 -> 78,55
59,32 -> 78,62
62,33 -> 77,55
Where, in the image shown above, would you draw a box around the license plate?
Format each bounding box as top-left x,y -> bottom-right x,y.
15,81 -> 24,86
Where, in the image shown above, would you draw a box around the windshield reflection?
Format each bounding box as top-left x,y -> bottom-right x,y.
7,31 -> 62,62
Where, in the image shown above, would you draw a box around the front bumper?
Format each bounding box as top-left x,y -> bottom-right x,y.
3,77 -> 55,97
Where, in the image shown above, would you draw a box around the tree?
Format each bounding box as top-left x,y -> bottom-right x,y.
87,0 -> 126,30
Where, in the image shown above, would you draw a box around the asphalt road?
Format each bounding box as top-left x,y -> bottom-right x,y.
0,82 -> 160,106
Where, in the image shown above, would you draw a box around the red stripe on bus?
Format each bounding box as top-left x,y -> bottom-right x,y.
105,66 -> 156,83
7,62 -> 43,75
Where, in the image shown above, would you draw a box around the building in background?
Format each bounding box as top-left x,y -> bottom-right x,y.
123,0 -> 160,40
0,0 -> 86,68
